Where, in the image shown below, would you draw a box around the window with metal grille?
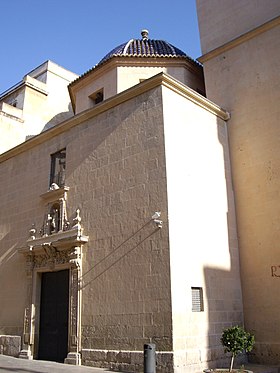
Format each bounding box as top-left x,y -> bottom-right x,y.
49,149 -> 66,187
191,287 -> 204,312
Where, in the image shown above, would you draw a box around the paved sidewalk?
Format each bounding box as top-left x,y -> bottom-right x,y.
0,355 -> 112,373
1,355 -> 280,373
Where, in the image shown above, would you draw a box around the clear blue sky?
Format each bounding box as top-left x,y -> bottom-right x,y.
0,0 -> 201,94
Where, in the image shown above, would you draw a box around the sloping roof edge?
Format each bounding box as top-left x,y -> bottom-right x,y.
69,53 -> 202,89
0,72 -> 229,164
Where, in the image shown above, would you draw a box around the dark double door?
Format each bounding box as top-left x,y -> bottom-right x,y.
38,269 -> 69,363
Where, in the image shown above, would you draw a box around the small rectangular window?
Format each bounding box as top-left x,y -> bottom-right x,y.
89,89 -> 104,105
50,149 -> 66,187
191,287 -> 204,312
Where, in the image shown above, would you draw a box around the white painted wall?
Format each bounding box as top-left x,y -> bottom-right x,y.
0,61 -> 78,153
162,86 -> 242,371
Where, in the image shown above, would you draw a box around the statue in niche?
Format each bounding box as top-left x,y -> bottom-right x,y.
39,202 -> 82,237
49,204 -> 61,234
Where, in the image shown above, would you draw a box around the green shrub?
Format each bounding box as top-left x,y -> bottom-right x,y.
221,326 -> 255,372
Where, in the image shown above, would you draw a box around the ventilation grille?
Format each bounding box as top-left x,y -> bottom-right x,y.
191,287 -> 204,312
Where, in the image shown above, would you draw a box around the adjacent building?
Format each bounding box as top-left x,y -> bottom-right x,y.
0,60 -> 78,154
197,0 -> 280,365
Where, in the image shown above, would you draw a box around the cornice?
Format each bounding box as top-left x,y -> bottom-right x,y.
0,72 -> 229,163
24,76 -> 48,96
161,74 -> 230,120
0,76 -> 48,101
69,55 -> 202,90
68,56 -> 203,111
0,109 -> 24,123
40,186 -> 70,203
18,226 -> 89,253
198,15 -> 280,63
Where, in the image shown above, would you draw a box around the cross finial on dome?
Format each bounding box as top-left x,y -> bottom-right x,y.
141,29 -> 149,40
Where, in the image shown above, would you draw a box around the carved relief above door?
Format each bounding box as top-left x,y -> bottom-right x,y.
18,186 -> 88,365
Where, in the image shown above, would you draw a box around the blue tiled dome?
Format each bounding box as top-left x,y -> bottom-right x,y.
98,30 -> 188,65
69,30 -> 200,87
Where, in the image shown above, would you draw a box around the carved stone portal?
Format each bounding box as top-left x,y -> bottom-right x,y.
18,187 -> 88,365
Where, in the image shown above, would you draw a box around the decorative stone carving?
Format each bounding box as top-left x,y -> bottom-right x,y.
70,269 -> 79,345
50,207 -> 59,233
25,252 -> 34,277
40,204 -> 68,236
23,307 -> 31,344
69,246 -> 82,269
39,186 -> 70,237
73,208 -> 81,227
32,247 -> 78,269
29,225 -> 36,240
49,182 -> 59,190
19,187 -> 88,365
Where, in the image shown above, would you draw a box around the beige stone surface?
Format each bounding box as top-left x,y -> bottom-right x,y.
0,70 -> 236,372
81,349 -> 173,372
72,86 -> 172,352
197,1 -> 280,365
196,0 -> 280,54
70,57 -> 205,115
0,82 -> 172,367
162,85 -> 242,372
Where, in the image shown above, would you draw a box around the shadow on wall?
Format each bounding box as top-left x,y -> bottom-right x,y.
25,104 -> 75,141
65,87 -> 164,203
0,231 -> 26,336
80,218 -> 161,289
42,103 -> 74,132
202,120 -> 245,369
0,233 -> 18,267
203,266 -> 245,369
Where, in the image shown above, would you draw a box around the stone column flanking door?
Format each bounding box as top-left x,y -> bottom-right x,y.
65,247 -> 83,365
19,251 -> 35,360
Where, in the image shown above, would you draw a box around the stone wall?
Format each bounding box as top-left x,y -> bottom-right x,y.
72,86 -> 173,352
197,0 -> 280,54
197,1 -> 280,365
0,83 -> 173,365
0,336 -> 21,357
82,349 -> 173,373
0,72 -> 236,370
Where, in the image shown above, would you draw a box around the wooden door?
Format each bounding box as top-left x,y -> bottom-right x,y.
38,269 -> 69,362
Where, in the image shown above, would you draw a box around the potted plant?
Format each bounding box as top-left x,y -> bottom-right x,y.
204,325 -> 255,372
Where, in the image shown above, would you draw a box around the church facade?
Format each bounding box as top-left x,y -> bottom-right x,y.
0,2 -> 279,372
